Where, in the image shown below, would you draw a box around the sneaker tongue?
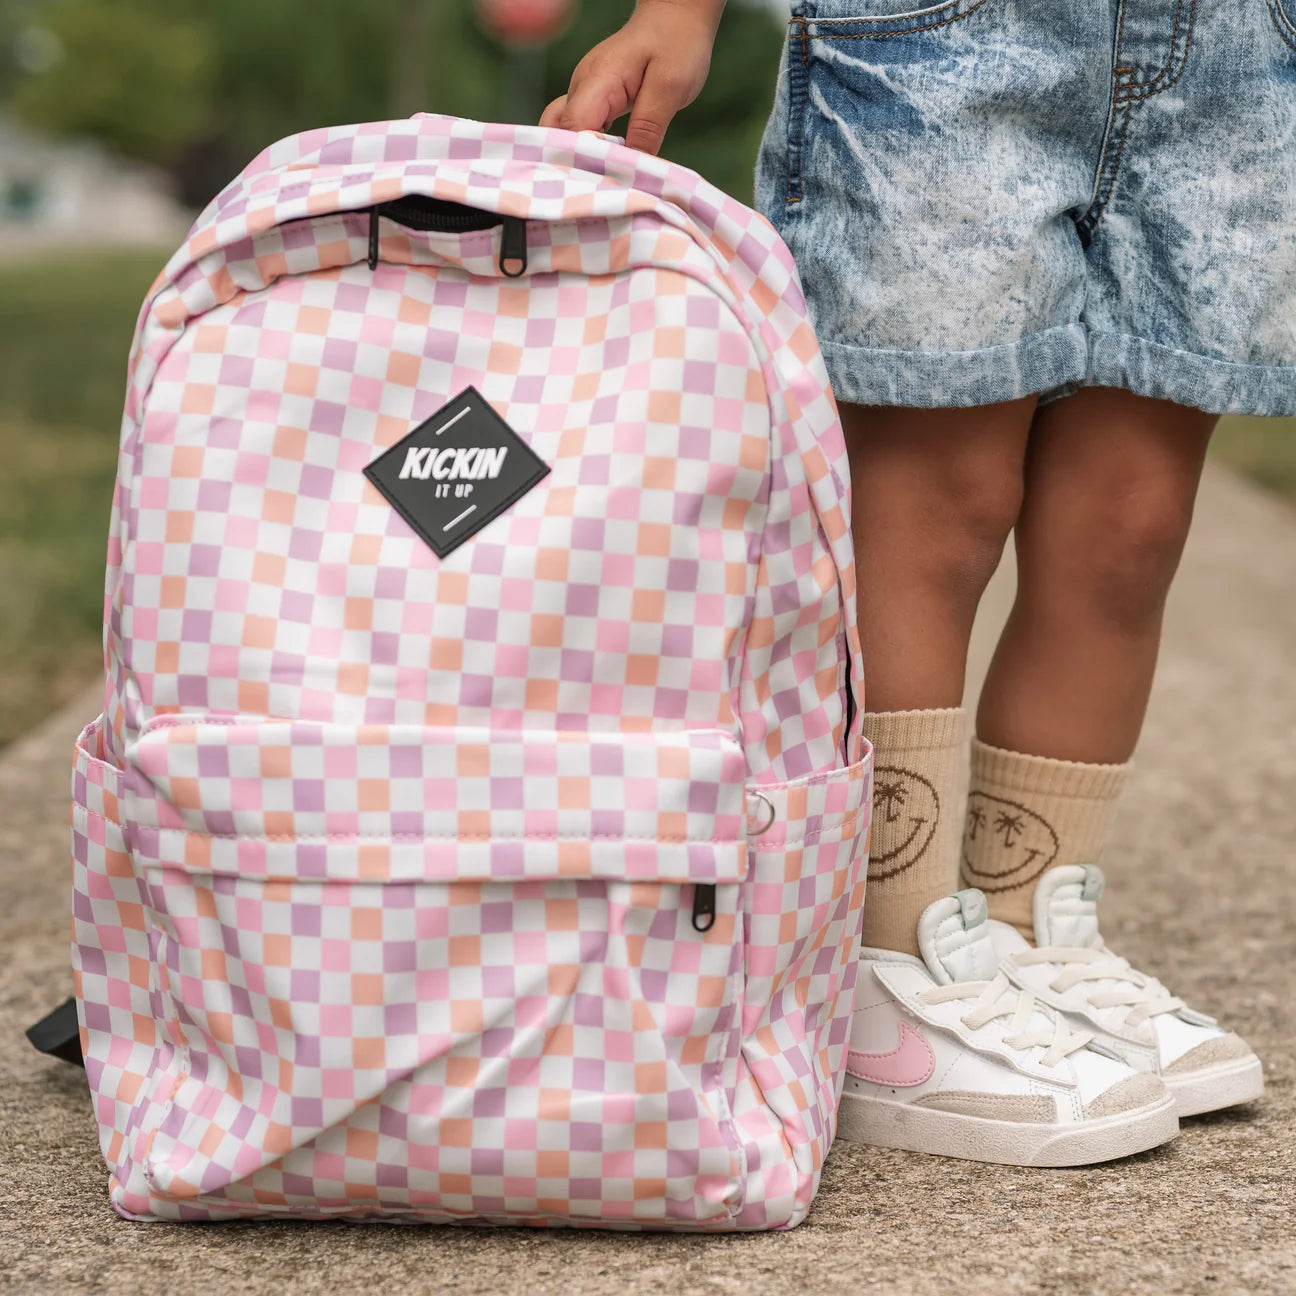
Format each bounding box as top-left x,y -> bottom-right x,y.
1034,864 -> 1105,948
916,890 -> 1000,986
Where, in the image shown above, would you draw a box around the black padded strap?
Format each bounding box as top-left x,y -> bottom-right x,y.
26,997 -> 84,1067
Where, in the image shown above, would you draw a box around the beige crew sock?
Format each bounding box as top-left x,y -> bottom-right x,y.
861,708 -> 967,958
961,738 -> 1130,942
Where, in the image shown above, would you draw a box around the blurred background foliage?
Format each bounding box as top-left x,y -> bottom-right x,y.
6,0 -> 782,207
0,0 -> 1291,748
0,249 -> 164,744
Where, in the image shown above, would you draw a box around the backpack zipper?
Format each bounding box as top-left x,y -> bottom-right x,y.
366,197 -> 527,277
691,884 -> 717,933
497,216 -> 528,278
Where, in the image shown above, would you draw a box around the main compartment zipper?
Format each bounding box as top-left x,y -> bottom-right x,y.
366,195 -> 528,277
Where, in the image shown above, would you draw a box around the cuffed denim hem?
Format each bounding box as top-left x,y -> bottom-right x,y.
818,324 -> 1296,416
818,324 -> 1088,409
1081,332 -> 1296,417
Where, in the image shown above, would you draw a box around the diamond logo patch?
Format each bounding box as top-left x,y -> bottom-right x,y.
364,387 -> 550,558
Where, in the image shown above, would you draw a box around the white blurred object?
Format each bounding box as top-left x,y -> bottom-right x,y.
0,113 -> 190,251
13,26 -> 63,75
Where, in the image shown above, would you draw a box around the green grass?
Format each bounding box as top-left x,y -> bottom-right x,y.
0,248 -> 167,747
0,246 -> 1294,749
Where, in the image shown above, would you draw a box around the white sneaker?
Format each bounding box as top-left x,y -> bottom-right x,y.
992,864 -> 1265,1118
840,889 -> 1179,1166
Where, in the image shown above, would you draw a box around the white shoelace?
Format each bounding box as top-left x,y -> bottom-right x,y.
916,970 -> 1092,1068
1013,945 -> 1185,1028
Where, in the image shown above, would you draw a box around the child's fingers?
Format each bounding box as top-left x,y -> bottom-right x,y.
623,63 -> 679,156
539,96 -> 568,129
560,66 -> 633,135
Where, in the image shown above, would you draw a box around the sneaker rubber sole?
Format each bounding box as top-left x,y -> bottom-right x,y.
836,1083 -> 1179,1167
1163,1053 -> 1264,1118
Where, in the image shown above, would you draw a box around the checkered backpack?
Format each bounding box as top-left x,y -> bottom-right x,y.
69,116 -> 873,1230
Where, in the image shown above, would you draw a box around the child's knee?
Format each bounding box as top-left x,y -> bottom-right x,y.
842,401 -> 1028,599
858,480 -> 1018,604
917,457 -> 1023,597
1052,482 -> 1196,625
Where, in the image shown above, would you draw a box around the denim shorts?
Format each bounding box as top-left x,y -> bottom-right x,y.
755,0 -> 1296,414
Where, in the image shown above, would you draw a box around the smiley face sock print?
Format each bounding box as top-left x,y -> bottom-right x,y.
859,708 -> 968,958
962,739 -> 1130,943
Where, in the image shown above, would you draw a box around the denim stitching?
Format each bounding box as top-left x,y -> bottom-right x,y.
1121,51 -> 1196,102
1113,0 -> 1128,74
1076,0 -> 1129,243
1088,99 -> 1130,225
810,0 -> 963,26
1079,0 -> 1199,242
1269,0 -> 1296,50
787,1 -> 986,204
1116,0 -> 1190,91
806,0 -> 987,40
1078,98 -> 1133,240
1117,0 -> 1199,102
785,17 -> 811,203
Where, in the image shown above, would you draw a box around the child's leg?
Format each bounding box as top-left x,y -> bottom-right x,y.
839,395 -> 1185,1158
966,389 -> 1264,1115
964,388 -> 1217,936
843,397 -> 1037,956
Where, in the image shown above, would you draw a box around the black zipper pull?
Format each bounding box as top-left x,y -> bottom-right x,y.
368,208 -> 380,271
499,216 -> 528,278
691,884 -> 717,933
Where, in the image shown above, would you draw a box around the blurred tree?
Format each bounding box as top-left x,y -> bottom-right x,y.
11,0 -> 212,167
0,0 -> 59,104
394,0 -> 434,119
10,0 -> 406,205
166,0 -> 405,206
10,0 -> 785,207
426,1 -> 785,201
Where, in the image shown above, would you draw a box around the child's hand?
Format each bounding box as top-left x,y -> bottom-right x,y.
540,0 -> 725,156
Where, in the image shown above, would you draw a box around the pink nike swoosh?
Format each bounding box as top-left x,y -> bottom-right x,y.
847,1021 -> 936,1086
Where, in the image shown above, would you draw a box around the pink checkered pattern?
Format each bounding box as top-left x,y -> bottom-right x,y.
73,116 -> 872,1230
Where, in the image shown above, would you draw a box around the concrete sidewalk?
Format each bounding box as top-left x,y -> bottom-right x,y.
1,462 -> 1292,1296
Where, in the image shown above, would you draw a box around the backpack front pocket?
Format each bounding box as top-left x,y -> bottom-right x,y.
120,718 -> 749,1224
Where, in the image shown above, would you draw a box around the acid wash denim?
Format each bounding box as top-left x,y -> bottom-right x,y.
756,0 -> 1296,414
